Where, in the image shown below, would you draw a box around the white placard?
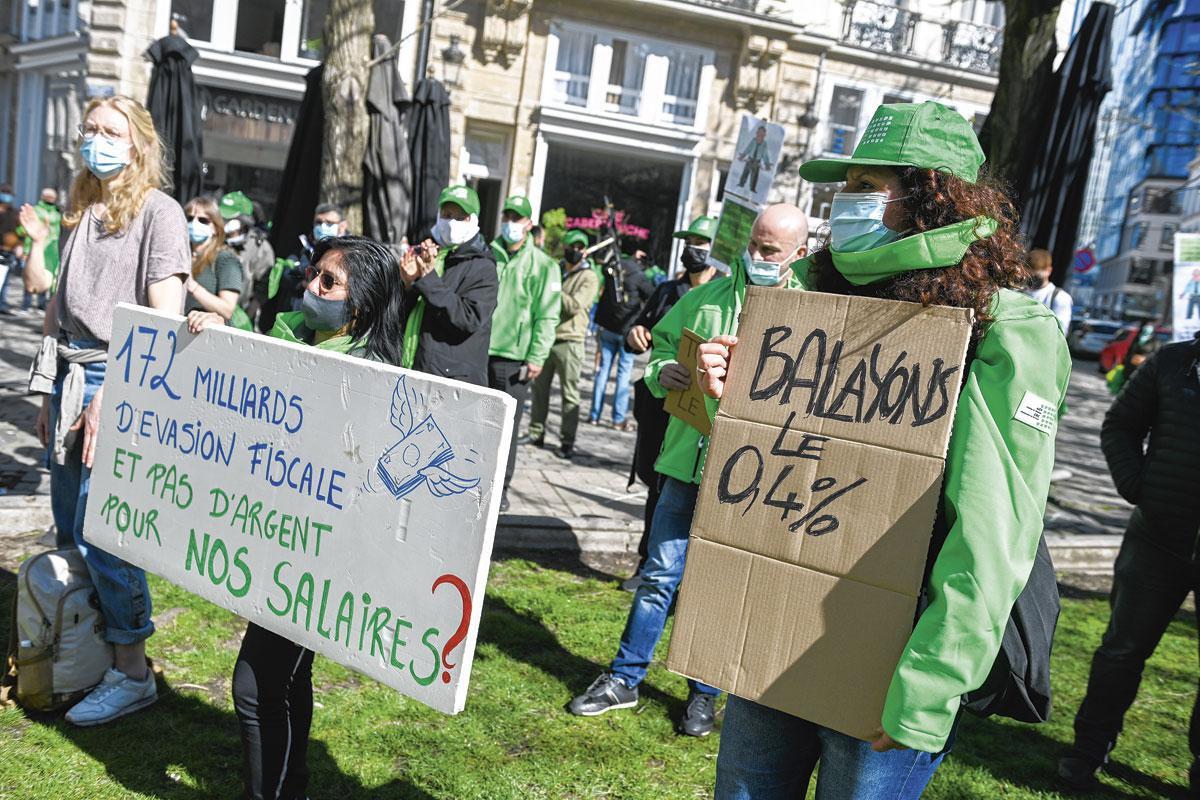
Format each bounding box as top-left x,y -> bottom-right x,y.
83,305 -> 515,714
725,115 -> 787,207
1173,232 -> 1200,344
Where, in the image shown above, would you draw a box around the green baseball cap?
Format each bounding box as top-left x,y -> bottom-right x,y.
799,101 -> 985,184
437,184 -> 480,216
673,215 -> 718,242
562,229 -> 589,247
218,190 -> 254,220
502,195 -> 533,219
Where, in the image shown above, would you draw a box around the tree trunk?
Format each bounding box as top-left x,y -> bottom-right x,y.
978,0 -> 1062,195
321,0 -> 374,234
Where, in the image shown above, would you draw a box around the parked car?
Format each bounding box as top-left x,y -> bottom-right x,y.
1069,320 -> 1124,359
1099,324 -> 1173,372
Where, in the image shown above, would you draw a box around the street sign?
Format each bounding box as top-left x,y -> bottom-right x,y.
1073,248 -> 1096,273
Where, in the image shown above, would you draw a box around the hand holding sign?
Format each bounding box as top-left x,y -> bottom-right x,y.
696,335 -> 738,400
664,328 -> 712,436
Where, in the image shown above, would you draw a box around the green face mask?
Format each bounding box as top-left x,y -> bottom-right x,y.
829,216 -> 998,286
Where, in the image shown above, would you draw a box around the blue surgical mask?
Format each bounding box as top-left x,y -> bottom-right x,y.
80,136 -> 131,179
0,193 -> 12,205
313,222 -> 340,241
829,192 -> 903,253
300,289 -> 349,332
743,249 -> 797,286
188,219 -> 213,244
501,221 -> 526,244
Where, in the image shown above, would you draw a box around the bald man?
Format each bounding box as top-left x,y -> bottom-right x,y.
569,204 -> 809,737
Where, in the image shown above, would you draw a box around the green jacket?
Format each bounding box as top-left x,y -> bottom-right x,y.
882,287 -> 1070,751
269,311 -> 366,357
644,255 -> 805,484
557,263 -> 599,342
489,238 -> 561,365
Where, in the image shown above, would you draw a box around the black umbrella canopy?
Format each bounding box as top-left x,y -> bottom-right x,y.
145,34 -> 204,204
363,34 -> 414,248
1017,2 -> 1115,286
269,64 -> 325,260
406,78 -> 451,243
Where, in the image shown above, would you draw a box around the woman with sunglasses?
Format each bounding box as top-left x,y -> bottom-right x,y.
182,196 -> 242,326
192,235 -> 405,799
31,95 -> 190,726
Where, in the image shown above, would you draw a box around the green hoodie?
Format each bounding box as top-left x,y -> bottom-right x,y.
644,256 -> 805,484
489,237 -> 561,365
269,311 -> 366,357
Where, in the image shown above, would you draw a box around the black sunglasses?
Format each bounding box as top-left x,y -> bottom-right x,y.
305,265 -> 344,292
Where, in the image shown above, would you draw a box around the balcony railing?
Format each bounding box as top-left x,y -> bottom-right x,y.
842,0 -> 918,56
942,19 -> 1003,74
840,1 -> 1003,75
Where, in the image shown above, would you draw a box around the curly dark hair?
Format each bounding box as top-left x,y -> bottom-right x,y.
806,167 -> 1029,346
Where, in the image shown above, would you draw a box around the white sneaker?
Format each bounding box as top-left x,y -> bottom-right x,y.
65,667 -> 157,726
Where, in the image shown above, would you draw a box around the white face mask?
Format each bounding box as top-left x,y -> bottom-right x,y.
433,215 -> 480,246
501,221 -> 526,244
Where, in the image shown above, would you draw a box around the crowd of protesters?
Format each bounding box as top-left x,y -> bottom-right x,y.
5,90 -> 1198,800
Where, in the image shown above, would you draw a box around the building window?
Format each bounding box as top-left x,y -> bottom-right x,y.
171,0 -> 215,41
881,92 -> 909,106
827,86 -> 864,156
1125,221 -> 1150,251
299,0 -> 330,60
663,49 -> 703,125
1161,223 -> 1177,250
554,28 -> 596,107
235,0 -> 286,57
606,39 -> 646,115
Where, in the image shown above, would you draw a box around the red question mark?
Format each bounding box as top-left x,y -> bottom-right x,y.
432,574 -> 472,685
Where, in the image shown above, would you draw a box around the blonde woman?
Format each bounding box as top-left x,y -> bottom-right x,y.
34,95 -> 189,726
182,195 -> 241,322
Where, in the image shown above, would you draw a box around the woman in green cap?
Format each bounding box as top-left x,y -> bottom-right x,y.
698,101 -> 1072,798
190,235 -> 406,799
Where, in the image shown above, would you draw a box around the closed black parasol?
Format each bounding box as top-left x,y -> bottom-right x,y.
363,34 -> 414,250
145,34 -> 204,203
1016,2 -> 1115,286
269,64 -> 325,260
406,77 -> 451,243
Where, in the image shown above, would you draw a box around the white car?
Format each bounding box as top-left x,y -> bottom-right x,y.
1069,320 -> 1123,358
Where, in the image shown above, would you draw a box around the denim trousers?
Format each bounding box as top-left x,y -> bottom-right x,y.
716,695 -> 953,799
610,477 -> 718,696
590,329 -> 634,425
50,343 -> 155,645
1072,533 -> 1200,768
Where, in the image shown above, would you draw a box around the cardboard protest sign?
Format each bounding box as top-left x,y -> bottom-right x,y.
725,115 -> 786,207
664,327 -> 712,436
84,305 -> 515,714
1173,232 -> 1200,343
666,288 -> 973,740
708,197 -> 759,275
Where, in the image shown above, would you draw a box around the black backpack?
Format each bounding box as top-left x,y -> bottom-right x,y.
920,514 -> 1060,723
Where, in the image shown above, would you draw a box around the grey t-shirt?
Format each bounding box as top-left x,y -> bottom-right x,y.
57,189 -> 190,345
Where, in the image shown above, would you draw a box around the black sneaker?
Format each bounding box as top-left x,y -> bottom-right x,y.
568,673 -> 638,716
679,690 -> 717,737
529,435 -> 545,448
558,444 -> 574,459
1057,751 -> 1104,791
499,493 -> 510,513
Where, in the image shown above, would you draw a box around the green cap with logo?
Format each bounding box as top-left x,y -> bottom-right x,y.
562,229 -> 589,248
799,101 -> 986,185
673,215 -> 718,242
502,195 -> 533,220
437,184 -> 481,216
218,190 -> 254,220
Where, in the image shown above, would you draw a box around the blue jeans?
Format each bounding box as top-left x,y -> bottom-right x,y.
716,695 -> 954,799
590,329 -> 634,425
611,477 -> 718,697
50,341 -> 155,646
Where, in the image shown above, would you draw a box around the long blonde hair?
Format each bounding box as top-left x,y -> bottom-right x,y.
185,196 -> 226,277
65,95 -> 169,234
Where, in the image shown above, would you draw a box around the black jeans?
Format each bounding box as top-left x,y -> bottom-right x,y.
233,623 -> 315,800
1073,533 -> 1200,772
488,357 -> 529,491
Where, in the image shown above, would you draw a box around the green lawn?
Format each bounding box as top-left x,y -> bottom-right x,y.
0,556 -> 1193,799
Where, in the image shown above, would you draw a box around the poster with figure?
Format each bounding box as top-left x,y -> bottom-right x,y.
725,115 -> 787,206
84,305 -> 515,714
1173,232 -> 1200,343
